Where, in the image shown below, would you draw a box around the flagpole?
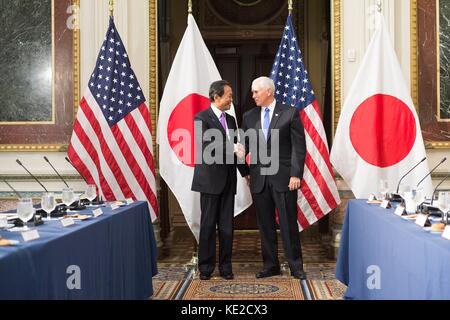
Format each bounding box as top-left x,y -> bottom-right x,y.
288,0 -> 293,15
109,0 -> 114,17
187,0 -> 199,277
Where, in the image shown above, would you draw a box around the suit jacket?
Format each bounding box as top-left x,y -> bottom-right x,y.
241,103 -> 306,194
191,107 -> 248,195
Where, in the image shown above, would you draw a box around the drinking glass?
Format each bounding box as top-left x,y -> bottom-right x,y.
437,192 -> 450,224
86,185 -> 97,206
411,187 -> 425,206
0,217 -> 8,228
398,183 -> 411,195
62,188 -> 75,210
17,198 -> 35,231
41,193 -> 56,220
403,191 -> 416,214
379,180 -> 389,200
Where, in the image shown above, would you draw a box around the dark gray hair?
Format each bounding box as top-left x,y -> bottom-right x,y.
209,80 -> 231,102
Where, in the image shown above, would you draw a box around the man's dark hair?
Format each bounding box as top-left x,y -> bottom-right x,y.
209,80 -> 231,102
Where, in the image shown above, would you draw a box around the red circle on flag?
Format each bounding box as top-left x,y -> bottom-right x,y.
349,94 -> 416,168
167,94 -> 210,167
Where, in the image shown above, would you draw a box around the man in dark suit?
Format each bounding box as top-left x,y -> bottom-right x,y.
191,80 -> 249,281
241,76 -> 307,280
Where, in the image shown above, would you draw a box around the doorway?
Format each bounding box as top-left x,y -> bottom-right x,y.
159,0 -> 332,233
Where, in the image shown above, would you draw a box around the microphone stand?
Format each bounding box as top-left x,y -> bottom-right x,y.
16,159 -> 48,192
417,157 -> 447,188
391,157 -> 427,202
3,180 -> 22,199
43,156 -> 87,212
44,156 -> 70,188
431,173 -> 450,206
65,157 -> 103,205
423,173 -> 450,216
65,157 -> 88,184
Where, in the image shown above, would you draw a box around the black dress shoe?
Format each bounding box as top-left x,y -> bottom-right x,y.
291,270 -> 307,280
199,274 -> 211,280
255,268 -> 281,279
220,273 -> 234,280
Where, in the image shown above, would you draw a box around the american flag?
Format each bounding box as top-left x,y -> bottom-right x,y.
270,15 -> 340,230
68,17 -> 158,221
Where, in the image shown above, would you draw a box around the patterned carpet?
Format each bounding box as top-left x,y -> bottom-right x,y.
183,277 -> 304,300
152,263 -> 189,300
152,280 -> 184,300
305,279 -> 346,300
152,262 -> 345,300
303,262 -> 346,300
158,228 -> 331,264
153,228 -> 346,300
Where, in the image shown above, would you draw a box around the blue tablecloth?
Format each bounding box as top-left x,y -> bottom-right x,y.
0,201 -> 157,300
336,199 -> 450,300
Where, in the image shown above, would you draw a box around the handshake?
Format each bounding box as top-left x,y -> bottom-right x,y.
233,143 -> 246,160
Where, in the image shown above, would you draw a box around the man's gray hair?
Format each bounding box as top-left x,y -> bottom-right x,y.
252,77 -> 275,93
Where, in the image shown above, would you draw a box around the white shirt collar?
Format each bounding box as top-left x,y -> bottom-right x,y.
211,104 -> 224,119
261,99 -> 277,115
261,99 -> 276,114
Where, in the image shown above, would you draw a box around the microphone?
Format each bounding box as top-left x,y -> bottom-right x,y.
65,157 -> 103,205
44,156 -> 70,188
3,180 -> 22,199
16,159 -> 48,192
430,172 -> 450,206
417,157 -> 447,188
396,157 -> 427,194
65,157 -> 88,184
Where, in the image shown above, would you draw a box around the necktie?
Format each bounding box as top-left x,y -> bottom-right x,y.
263,108 -> 270,140
219,113 -> 228,132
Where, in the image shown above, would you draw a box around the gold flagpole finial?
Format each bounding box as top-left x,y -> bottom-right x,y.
288,0 -> 293,14
188,0 -> 193,14
109,0 -> 115,17
377,0 -> 382,13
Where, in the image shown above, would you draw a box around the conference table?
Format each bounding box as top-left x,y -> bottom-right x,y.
0,201 -> 157,300
336,199 -> 450,300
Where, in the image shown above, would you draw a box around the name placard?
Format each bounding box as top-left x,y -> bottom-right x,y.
442,226 -> 450,241
380,200 -> 391,209
110,203 -> 120,211
22,229 -> 40,242
93,208 -> 104,218
415,214 -> 429,227
126,198 -> 134,205
394,205 -> 405,216
61,218 -> 75,228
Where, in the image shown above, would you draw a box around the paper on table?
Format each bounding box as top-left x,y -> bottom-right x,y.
402,214 -> 418,220
64,214 -> 90,221
0,213 -> 19,220
0,238 -> 19,246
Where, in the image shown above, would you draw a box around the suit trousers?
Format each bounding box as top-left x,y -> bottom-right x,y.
198,179 -> 235,276
253,178 -> 304,273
